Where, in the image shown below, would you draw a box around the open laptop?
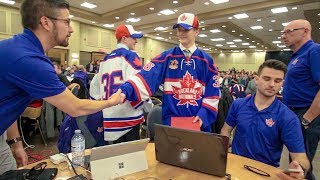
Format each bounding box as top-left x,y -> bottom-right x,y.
154,124 -> 229,177
90,138 -> 149,180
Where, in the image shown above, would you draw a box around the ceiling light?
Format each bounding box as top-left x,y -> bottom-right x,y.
318,13 -> 320,16
228,17 -> 233,20
91,21 -> 96,24
154,27 -> 168,31
257,19 -> 261,22
80,2 -> 97,9
271,7 -> 288,14
232,30 -> 235,32
210,29 -> 221,33
0,0 -> 15,5
210,0 -> 229,4
256,50 -> 263,52
278,45 -> 286,48
252,41 -> 255,42
103,24 -> 114,28
160,9 -> 175,15
126,18 -> 141,23
249,46 -> 256,48
200,21 -> 205,24
173,9 -> 178,12
226,42 -> 234,44
283,49 -> 291,51
269,29 -> 273,32
239,34 -> 243,36
250,26 -> 263,30
69,15 -> 74,18
222,25 -> 226,28
172,0 -> 178,4
230,45 -> 237,47
130,12 -> 135,15
155,37 -> 165,40
272,41 -> 282,44
115,17 -> 120,19
211,38 -> 225,41
282,22 -> 289,26
242,43 -> 250,45
157,13 -> 162,16
204,2 -> 210,5
257,43 -> 260,45
215,44 -> 224,47
233,39 -> 242,42
169,37 -> 172,39
234,13 -> 249,19
149,7 -> 154,10
277,36 -> 281,39
291,7 -> 297,10
202,28 -> 206,30
271,20 -> 276,23
169,32 -> 173,34
246,37 -> 250,39
198,34 -> 208,37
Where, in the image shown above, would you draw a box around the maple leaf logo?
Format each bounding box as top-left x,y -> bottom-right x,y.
180,14 -> 187,21
172,71 -> 202,107
133,58 -> 142,67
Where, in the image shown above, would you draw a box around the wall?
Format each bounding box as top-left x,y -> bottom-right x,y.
211,52 -> 266,72
0,5 -> 22,40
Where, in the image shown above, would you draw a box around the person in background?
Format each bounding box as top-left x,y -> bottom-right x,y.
281,19 -> 320,180
245,72 -> 257,95
53,61 -> 78,89
221,60 -> 310,179
90,24 -> 148,144
86,59 -> 96,73
0,0 -> 124,174
120,13 -> 220,132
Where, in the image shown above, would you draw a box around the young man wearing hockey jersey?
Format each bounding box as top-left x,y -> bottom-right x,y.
120,13 -> 220,132
90,24 -> 148,143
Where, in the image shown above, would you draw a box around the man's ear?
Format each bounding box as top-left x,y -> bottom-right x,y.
39,16 -> 51,31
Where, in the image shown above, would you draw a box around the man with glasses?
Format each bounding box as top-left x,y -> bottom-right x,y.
120,13 -> 220,132
0,0 -> 124,174
221,60 -> 310,179
282,19 -> 320,180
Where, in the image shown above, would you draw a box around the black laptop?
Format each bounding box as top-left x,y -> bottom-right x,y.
154,124 -> 229,177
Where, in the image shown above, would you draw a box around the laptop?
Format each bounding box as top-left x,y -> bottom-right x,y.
90,138 -> 149,180
154,124 -> 229,177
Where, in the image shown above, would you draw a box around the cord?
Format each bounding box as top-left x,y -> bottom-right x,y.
19,116 -> 35,149
64,153 -> 78,176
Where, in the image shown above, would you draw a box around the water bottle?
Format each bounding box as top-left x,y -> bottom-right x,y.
71,129 -> 85,167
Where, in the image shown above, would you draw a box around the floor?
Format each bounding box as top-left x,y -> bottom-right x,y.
26,131 -> 320,179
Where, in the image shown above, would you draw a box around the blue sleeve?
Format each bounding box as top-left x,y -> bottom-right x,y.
225,100 -> 238,127
120,52 -> 168,102
6,56 -> 66,99
196,56 -> 220,130
310,45 -> 320,82
281,115 -> 305,153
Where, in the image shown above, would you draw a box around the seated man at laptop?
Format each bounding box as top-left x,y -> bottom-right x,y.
220,60 -> 309,179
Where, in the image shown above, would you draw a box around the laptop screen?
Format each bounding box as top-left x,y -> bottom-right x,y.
154,124 -> 229,177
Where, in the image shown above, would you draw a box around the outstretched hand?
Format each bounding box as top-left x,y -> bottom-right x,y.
276,161 -> 305,180
108,89 -> 126,106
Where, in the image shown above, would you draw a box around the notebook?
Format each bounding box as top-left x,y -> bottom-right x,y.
171,117 -> 200,131
90,138 -> 149,180
154,124 -> 229,177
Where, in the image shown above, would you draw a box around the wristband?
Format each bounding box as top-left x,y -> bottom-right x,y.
6,137 -> 22,145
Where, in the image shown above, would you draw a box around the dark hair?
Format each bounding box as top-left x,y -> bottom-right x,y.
257,59 -> 287,75
20,0 -> 69,30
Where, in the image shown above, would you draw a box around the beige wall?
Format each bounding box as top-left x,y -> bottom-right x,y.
211,52 -> 266,72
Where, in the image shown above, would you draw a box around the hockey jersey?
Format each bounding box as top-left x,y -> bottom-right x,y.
120,45 -> 220,132
90,44 -> 145,141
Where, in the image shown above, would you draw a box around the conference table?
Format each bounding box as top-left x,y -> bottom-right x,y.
22,143 -> 283,179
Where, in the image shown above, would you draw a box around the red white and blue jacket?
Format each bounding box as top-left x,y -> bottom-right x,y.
90,44 -> 146,141
120,44 -> 220,132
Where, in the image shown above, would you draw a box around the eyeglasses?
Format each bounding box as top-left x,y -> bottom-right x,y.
244,165 -> 270,177
46,16 -> 71,27
281,28 -> 305,35
23,162 -> 47,179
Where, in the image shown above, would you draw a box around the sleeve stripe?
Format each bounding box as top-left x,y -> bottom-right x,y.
128,79 -> 142,102
202,102 -> 218,113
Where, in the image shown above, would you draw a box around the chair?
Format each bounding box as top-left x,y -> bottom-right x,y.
20,106 -> 47,147
70,84 -> 80,96
150,96 -> 162,106
145,104 -> 163,140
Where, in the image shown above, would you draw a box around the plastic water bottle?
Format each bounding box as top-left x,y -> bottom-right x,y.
71,129 -> 85,167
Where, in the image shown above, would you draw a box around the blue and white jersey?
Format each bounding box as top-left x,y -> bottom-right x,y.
120,44 -> 220,132
90,44 -> 145,141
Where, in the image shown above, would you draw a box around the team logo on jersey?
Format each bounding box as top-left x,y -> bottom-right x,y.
172,71 -> 202,107
265,118 -> 275,127
143,62 -> 155,71
291,58 -> 298,65
169,59 -> 178,69
133,58 -> 142,67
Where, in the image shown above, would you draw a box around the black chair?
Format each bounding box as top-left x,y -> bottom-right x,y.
145,104 -> 162,140
70,85 -> 80,96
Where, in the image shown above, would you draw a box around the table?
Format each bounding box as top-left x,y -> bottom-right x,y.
22,143 -> 282,179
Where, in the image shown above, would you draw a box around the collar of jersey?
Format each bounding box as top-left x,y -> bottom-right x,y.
179,43 -> 197,54
117,43 -> 129,50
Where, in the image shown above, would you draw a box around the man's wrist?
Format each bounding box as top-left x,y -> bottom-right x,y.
6,137 -> 22,146
299,163 -> 307,177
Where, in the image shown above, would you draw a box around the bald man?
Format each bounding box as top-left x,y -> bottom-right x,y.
281,19 -> 320,180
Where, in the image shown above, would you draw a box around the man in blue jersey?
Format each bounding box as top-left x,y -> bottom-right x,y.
90,24 -> 150,144
281,19 -> 320,180
120,13 -> 220,132
221,60 -> 309,179
0,0 -> 124,174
